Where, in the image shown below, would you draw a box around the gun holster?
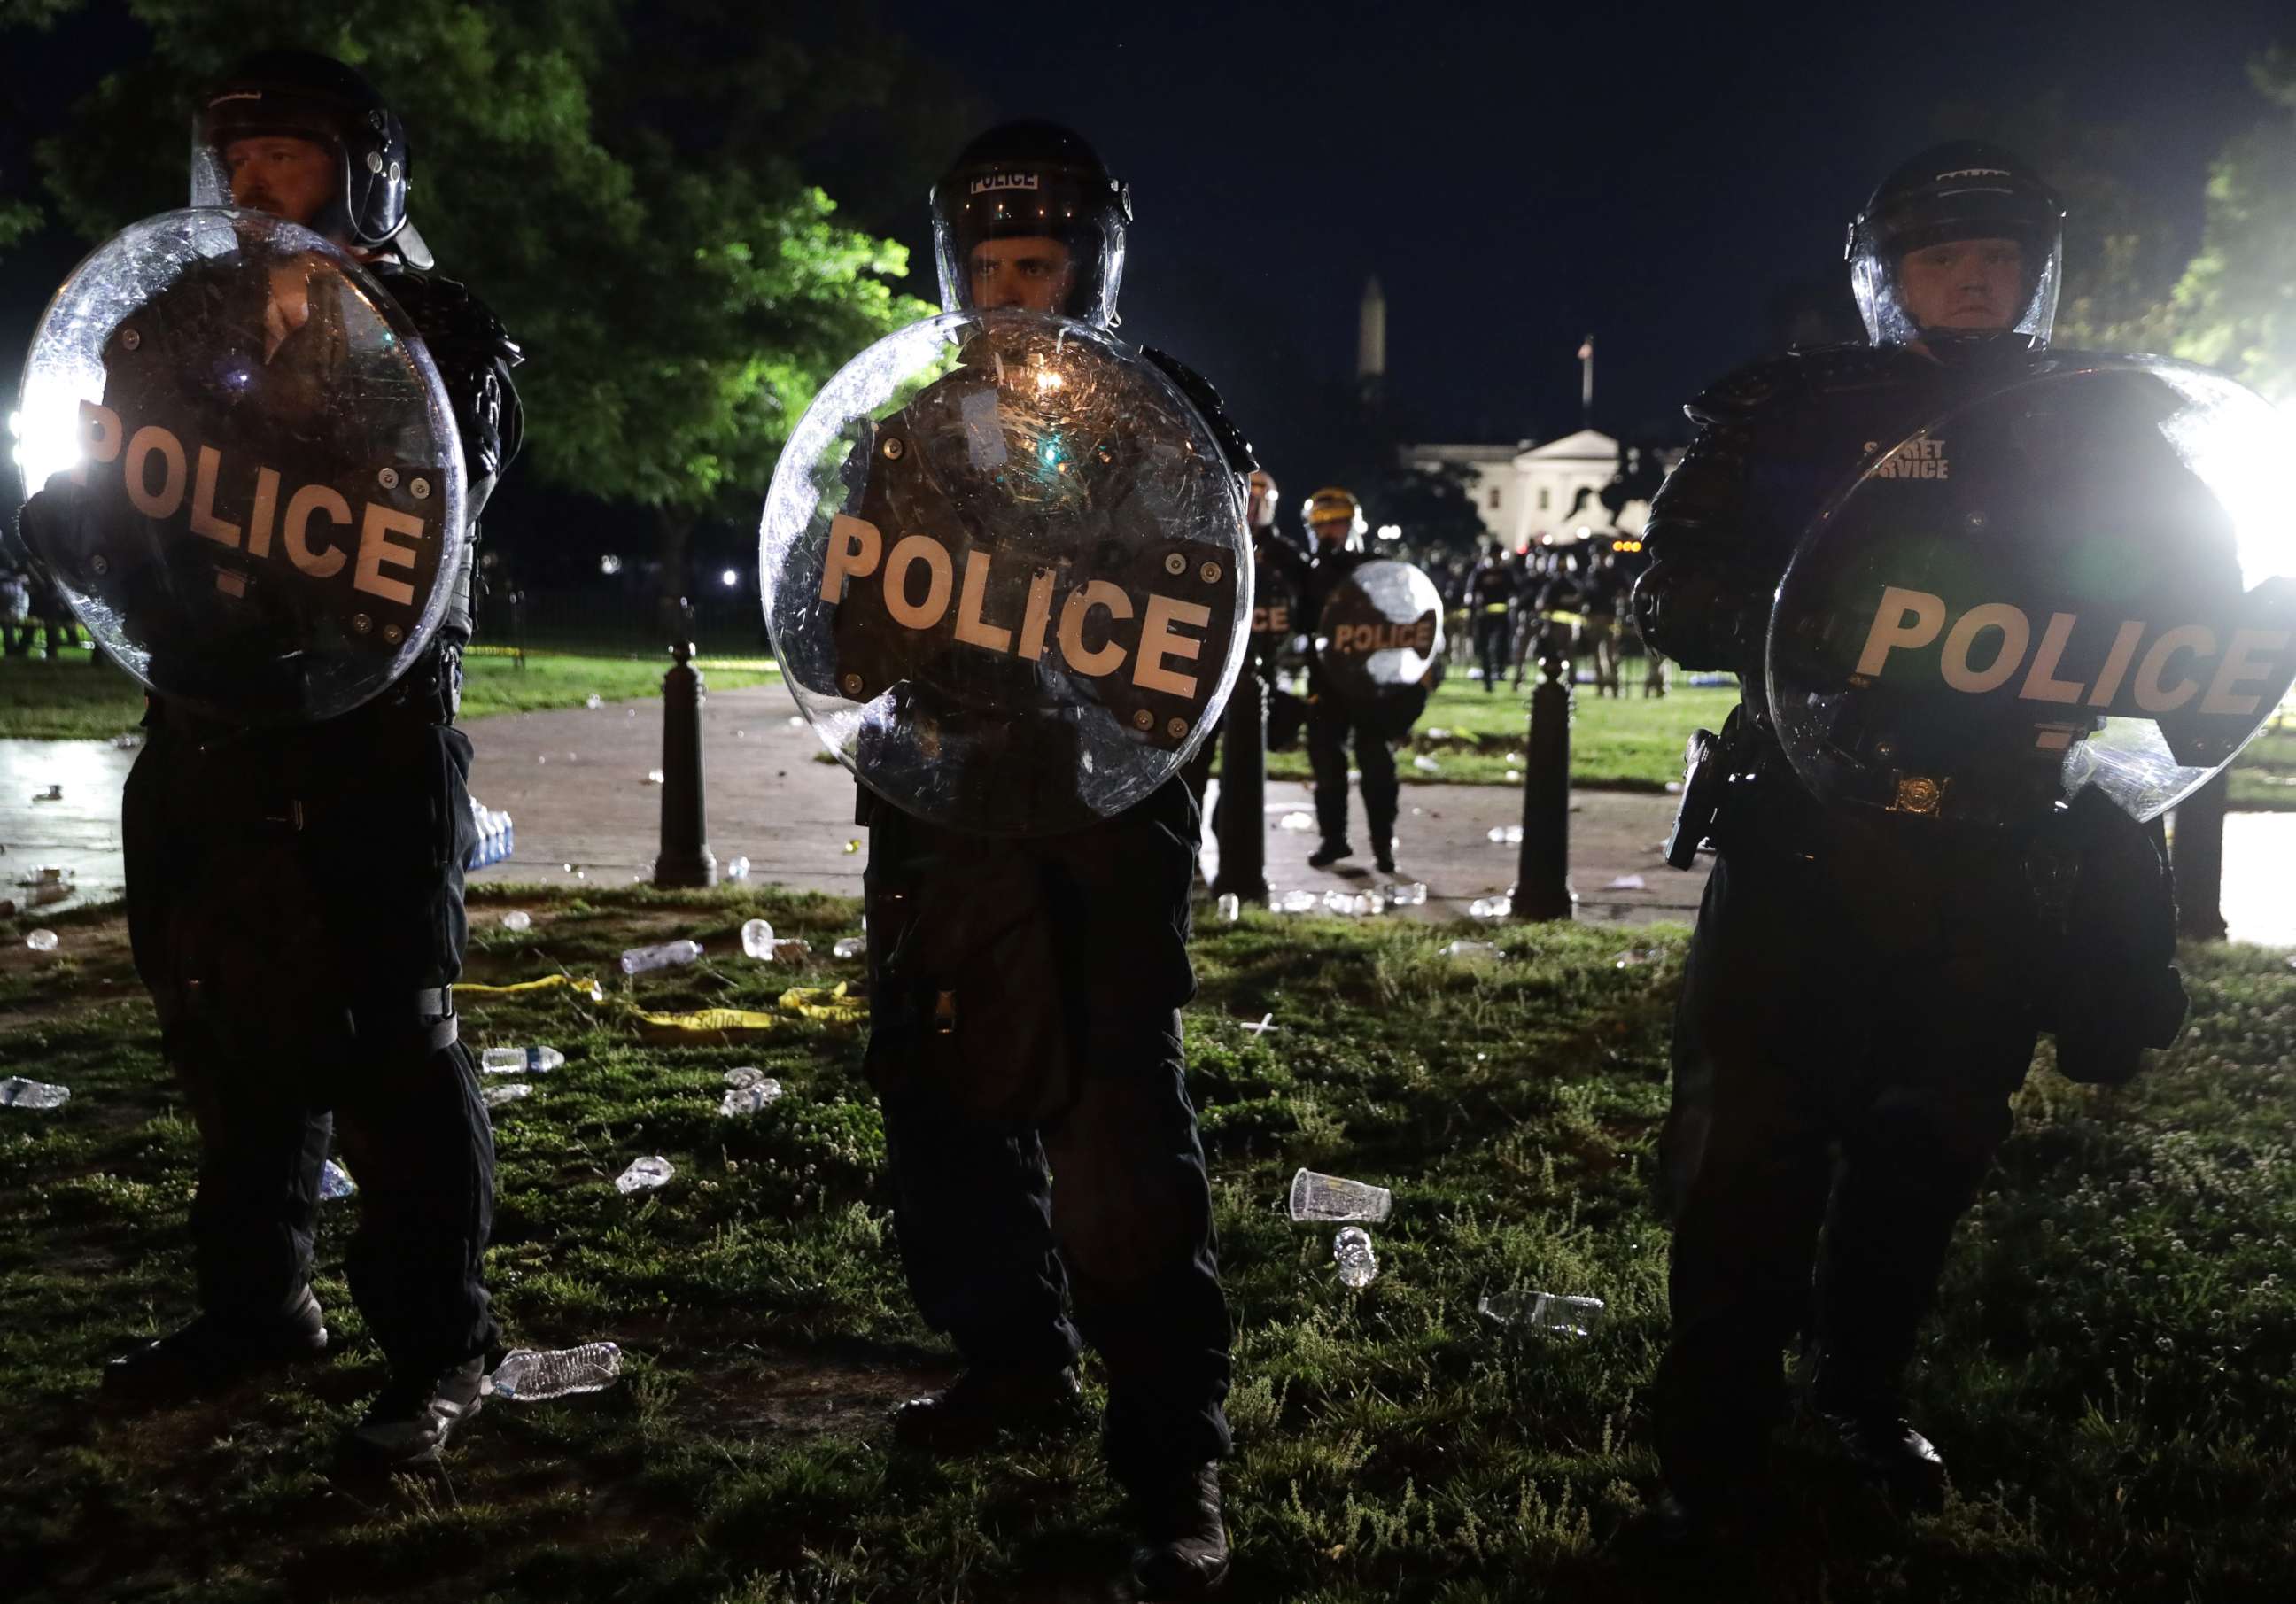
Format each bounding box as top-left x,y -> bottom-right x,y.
1664,726 -> 1723,870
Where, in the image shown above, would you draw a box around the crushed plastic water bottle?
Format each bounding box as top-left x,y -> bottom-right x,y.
1290,1168 -> 1394,1223
1469,895 -> 1513,919
1505,770 -> 1522,782
1478,1290 -> 1606,1338
319,1159 -> 357,1201
0,1076 -> 71,1110
1277,811 -> 1316,832
1216,893 -> 1241,924
645,769 -> 665,785
833,934 -> 866,959
1323,890 -> 1379,917
1384,882 -> 1428,908
1613,948 -> 1664,969
1411,755 -> 1441,773
1506,751 -> 1524,764
482,1045 -> 564,1074
26,929 -> 59,953
719,1080 -> 784,1116
500,910 -> 532,932
741,918 -> 776,958
843,839 -> 860,855
483,1082 -> 534,1108
1334,1227 -> 1379,1290
725,1065 -> 765,1089
1424,727 -> 1452,740
1603,873 -> 1648,892
488,1343 -> 623,1401
724,856 -> 750,880
1441,940 -> 1501,962
1275,889 -> 1319,913
615,1156 -> 674,1195
620,939 -> 703,976
585,694 -> 604,709
112,732 -> 143,749
1487,824 -> 1524,845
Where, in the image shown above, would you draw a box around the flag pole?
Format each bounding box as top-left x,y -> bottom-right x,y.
1578,333 -> 1594,427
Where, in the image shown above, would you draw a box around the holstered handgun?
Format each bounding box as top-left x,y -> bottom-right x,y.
1664,726 -> 1723,870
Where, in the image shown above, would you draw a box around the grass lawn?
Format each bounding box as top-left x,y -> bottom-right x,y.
0,652 -> 780,740
2,886 -> 2292,1601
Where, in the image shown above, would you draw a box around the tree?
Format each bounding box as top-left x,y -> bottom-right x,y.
6,0 -> 949,602
2155,47 -> 2296,401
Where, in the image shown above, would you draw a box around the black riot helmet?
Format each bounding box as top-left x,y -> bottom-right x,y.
930,120 -> 1131,329
1846,142 -> 2064,350
193,50 -> 433,269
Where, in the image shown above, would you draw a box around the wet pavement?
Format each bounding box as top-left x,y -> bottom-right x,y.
3,681 -> 2292,946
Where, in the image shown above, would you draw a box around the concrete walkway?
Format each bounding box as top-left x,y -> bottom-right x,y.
9,680 -> 2294,943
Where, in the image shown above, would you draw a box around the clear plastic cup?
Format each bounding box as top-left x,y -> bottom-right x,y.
1288,1168 -> 1394,1224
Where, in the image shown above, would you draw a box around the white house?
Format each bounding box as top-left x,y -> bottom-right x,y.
1407,428 -> 1650,548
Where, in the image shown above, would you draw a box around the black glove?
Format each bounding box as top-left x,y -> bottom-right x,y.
1139,345 -> 1258,479
2046,790 -> 2188,1086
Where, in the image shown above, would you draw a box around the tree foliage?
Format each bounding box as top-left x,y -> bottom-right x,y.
2155,47 -> 2296,402
6,0 -> 949,586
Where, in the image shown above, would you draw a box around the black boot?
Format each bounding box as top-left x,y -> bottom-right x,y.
1371,832 -> 1396,874
103,1287 -> 328,1402
1820,1407 -> 1949,1509
1307,839 -> 1354,868
1129,1462 -> 1230,1597
351,1355 -> 487,1465
891,1365 -> 1085,1455
1811,1358 -> 1949,1509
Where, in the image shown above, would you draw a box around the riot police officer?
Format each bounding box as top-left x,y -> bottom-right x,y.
1633,143 -> 2185,1536
1277,487 -> 1400,871
862,120 -> 1240,1597
22,51 -> 523,1465
1466,539 -> 1516,692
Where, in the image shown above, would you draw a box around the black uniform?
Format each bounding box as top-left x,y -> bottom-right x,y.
1266,538 -> 1400,859
1633,339 -> 2184,1501
113,261 -> 521,1377
849,341 -> 1245,1492
1466,553 -> 1516,691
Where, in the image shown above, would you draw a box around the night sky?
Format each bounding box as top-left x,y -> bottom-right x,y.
873,0 -> 2288,476
3,0 -> 2289,521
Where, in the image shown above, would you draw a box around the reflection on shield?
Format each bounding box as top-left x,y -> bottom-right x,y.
1315,560 -> 1446,739
761,309 -> 1251,836
1768,355 -> 2296,825
16,208 -> 466,725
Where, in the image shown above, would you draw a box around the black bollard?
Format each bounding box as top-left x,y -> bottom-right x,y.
1515,623 -> 1578,920
652,602 -> 718,888
1211,670 -> 1270,903
2169,770 -> 2229,940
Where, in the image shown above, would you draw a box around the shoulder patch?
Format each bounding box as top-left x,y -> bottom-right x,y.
1687,353 -> 1806,423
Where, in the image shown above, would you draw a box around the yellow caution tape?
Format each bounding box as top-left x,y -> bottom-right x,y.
632,981 -> 866,1040
457,973 -> 607,1002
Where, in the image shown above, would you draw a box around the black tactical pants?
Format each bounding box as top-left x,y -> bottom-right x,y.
1472,613 -> 1512,691
1652,842 -> 2036,1494
878,1011 -> 1233,1483
1305,700 -> 1398,850
122,711 -> 497,1374
862,787 -> 1231,1486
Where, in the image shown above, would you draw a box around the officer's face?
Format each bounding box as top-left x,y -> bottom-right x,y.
1310,517 -> 1349,547
968,237 -> 1077,313
1897,237 -> 2025,332
223,136 -> 337,230
1247,475 -> 1277,528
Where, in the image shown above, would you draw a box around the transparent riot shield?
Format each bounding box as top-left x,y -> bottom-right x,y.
1768,355 -> 2296,825
760,309 -> 1251,836
14,208 -> 466,725
1315,558 -> 1447,738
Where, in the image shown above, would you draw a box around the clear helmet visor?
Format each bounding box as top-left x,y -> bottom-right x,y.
931,170 -> 1128,329
1850,186 -> 2063,347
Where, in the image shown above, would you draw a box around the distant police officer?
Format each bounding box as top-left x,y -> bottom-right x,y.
1633,143 -> 2186,1534
862,120 -> 1242,1597
36,51 -> 523,1464
1279,487 -> 1400,871
1466,539 -> 1516,692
